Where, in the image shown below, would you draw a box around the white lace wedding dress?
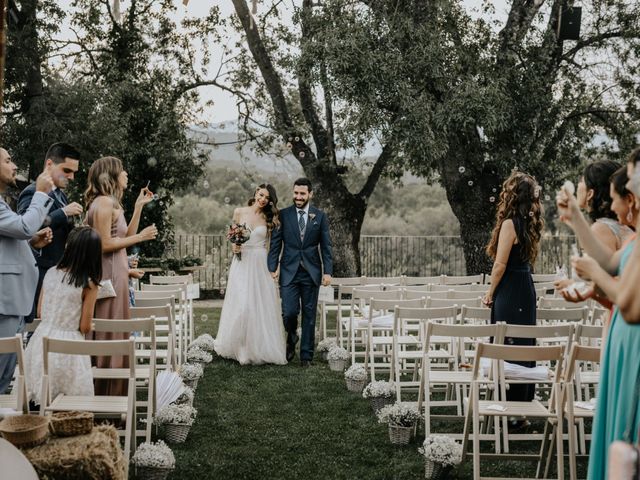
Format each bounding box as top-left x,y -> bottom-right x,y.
214,225 -> 287,365
24,268 -> 94,404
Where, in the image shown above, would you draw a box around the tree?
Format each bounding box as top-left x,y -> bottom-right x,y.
209,0 -> 640,274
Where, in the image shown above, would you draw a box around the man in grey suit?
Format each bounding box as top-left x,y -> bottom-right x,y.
0,147 -> 54,393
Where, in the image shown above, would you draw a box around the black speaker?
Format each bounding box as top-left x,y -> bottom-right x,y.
558,6 -> 582,41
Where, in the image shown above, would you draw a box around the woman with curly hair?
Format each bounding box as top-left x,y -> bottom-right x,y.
214,184 -> 287,365
85,156 -> 157,395
483,171 -> 544,407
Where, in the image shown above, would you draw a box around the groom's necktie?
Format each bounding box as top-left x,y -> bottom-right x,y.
298,210 -> 306,238
53,189 -> 67,207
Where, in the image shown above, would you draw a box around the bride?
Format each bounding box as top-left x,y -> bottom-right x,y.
214,184 -> 287,365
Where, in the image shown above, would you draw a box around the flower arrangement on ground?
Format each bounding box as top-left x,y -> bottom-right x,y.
187,346 -> 213,364
326,345 -> 349,371
191,334 -> 215,352
362,380 -> 396,399
377,403 -> 421,427
179,363 -> 204,381
317,338 -> 337,353
344,364 -> 368,392
132,440 -> 175,469
419,435 -> 463,479
155,404 -> 197,427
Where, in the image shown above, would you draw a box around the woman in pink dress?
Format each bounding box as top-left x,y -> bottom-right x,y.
84,156 -> 157,395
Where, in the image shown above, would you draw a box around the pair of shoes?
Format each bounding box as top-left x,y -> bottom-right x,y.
300,360 -> 313,368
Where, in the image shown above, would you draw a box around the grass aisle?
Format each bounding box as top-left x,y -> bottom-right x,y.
167,307 -> 577,479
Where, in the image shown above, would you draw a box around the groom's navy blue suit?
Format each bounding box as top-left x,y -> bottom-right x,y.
268,204 -> 332,361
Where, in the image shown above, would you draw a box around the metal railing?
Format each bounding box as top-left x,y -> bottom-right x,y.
172,234 -> 575,290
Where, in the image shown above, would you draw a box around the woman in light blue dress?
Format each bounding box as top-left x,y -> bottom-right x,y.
557,148 -> 640,479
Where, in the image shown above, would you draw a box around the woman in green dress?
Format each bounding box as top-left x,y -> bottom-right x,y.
557,147 -> 640,479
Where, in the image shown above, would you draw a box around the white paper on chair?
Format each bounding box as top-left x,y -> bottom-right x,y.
480,358 -> 551,380
485,404 -> 507,412
187,283 -> 200,300
318,285 -> 334,303
575,398 -> 596,410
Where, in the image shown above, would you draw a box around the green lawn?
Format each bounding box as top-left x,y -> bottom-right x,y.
162,306 -> 588,479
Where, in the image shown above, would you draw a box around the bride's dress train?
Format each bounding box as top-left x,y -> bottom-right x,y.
214,225 -> 287,365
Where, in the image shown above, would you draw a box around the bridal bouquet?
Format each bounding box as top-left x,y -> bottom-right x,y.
227,223 -> 251,260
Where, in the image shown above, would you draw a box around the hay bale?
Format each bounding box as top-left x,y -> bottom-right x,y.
23,425 -> 125,480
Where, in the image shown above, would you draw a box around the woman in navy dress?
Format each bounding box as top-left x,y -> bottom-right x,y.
483,171 -> 544,406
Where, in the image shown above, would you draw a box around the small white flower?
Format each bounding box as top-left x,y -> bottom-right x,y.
132,440 -> 175,468
377,403 -> 421,427
179,363 -> 204,381
187,346 -> 213,363
344,364 -> 367,381
327,346 -> 349,361
362,380 -> 396,399
418,435 -> 463,466
191,334 -> 215,352
155,404 -> 197,426
317,338 -> 337,353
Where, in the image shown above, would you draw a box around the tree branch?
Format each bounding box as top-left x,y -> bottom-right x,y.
562,30 -> 627,60
358,142 -> 393,199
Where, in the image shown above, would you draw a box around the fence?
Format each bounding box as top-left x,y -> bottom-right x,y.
172,234 -> 576,291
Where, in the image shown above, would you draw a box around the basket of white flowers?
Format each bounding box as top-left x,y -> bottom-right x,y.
155,404 -> 197,443
132,440 -> 175,480
317,338 -> 337,361
362,380 -> 396,413
377,403 -> 421,445
326,346 -> 349,371
419,435 -> 462,479
344,364 -> 367,392
179,363 -> 204,389
172,386 -> 194,406
187,346 -> 213,365
191,333 -> 215,352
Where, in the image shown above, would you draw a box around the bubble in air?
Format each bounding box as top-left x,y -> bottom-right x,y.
512,149 -> 517,154
544,194 -> 551,201
294,136 -> 300,142
220,288 -> 225,295
159,201 -> 164,206
147,157 -> 157,167
152,194 -> 159,201
201,314 -> 208,323
203,180 -> 210,189
299,151 -> 305,158
288,137 -> 293,142
286,143 -> 292,150
458,166 -> 466,174
489,196 -> 495,203
529,211 -> 534,217
224,197 -> 230,204
492,188 -> 497,193
468,180 -> 473,186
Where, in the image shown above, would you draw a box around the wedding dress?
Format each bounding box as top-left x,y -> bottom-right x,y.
214,225 -> 287,365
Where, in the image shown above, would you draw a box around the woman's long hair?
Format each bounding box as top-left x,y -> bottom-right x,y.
58,227 -> 103,288
486,171 -> 545,266
84,156 -> 124,209
248,183 -> 280,232
583,160 -> 621,222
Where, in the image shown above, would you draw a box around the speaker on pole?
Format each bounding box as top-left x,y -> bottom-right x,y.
557,6 -> 582,41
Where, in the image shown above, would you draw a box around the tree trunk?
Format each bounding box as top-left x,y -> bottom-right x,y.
440,152 -> 500,275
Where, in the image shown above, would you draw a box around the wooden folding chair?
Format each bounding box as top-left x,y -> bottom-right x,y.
40,337 -> 136,473
536,307 -> 590,325
532,274 -> 558,283
130,305 -> 176,370
93,317 -> 157,443
461,343 -> 565,480
402,275 -> 444,286
134,295 -> 183,365
363,276 -> 403,286
442,274 -> 484,285
0,335 -> 27,413
140,283 -> 192,343
538,296 -> 592,310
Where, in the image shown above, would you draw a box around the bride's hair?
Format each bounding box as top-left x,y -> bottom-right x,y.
248,183 -> 280,232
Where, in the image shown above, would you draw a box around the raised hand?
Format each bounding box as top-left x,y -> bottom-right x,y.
30,227 -> 53,249
556,184 -> 580,226
139,224 -> 158,242
571,254 -> 600,281
63,202 -> 83,217
35,169 -> 54,194
135,186 -> 155,208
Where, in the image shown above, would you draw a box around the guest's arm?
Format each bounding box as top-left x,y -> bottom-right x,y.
618,238 -> 640,322
483,219 -> 516,306
93,197 -> 157,253
126,187 -> 153,237
79,283 -> 98,334
0,192 -> 51,239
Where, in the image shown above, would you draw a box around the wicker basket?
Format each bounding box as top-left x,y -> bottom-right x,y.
183,378 -> 199,390
424,459 -> 452,479
388,424 -> 412,445
136,466 -> 174,480
370,396 -> 395,414
49,411 -> 93,437
345,377 -> 366,393
165,423 -> 191,443
0,414 -> 49,448
328,358 -> 347,372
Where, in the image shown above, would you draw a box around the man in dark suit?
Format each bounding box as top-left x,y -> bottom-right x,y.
18,143 -> 82,324
268,177 -> 333,366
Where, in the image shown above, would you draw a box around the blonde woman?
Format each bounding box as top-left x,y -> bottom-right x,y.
483,171 -> 544,408
84,156 -> 157,395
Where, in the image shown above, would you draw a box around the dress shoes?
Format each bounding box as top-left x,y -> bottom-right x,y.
300,360 -> 313,368
286,345 -> 295,362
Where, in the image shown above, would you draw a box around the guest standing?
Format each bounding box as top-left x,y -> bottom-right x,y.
0,148 -> 54,393
84,156 -> 157,395
18,143 -> 83,325
24,227 -> 102,404
483,171 -> 544,408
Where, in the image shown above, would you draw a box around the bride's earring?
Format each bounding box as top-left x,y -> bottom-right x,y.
627,208 -> 634,224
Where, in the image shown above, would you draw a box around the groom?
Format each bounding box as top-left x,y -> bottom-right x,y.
268,177 -> 333,367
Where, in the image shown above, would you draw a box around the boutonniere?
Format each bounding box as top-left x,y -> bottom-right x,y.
309,213 -> 316,221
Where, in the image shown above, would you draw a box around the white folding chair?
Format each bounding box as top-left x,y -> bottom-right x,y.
0,335 -> 27,413
130,305 -> 176,370
402,275 -> 444,286
134,294 -> 183,365
40,337 -> 136,472
442,274 -> 484,285
363,276 -> 403,286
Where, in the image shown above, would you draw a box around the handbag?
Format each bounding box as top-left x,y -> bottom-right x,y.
97,279 -> 117,300
608,374 -> 640,479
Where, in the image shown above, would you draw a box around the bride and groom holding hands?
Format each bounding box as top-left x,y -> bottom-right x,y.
214,178 -> 333,367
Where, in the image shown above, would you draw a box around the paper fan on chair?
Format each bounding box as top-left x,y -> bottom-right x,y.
156,371 -> 186,410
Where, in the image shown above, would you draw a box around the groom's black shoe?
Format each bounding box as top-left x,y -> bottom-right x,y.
286,333 -> 298,362
301,360 -> 313,368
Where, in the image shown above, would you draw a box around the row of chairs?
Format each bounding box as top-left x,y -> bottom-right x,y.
332,273 -> 558,286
